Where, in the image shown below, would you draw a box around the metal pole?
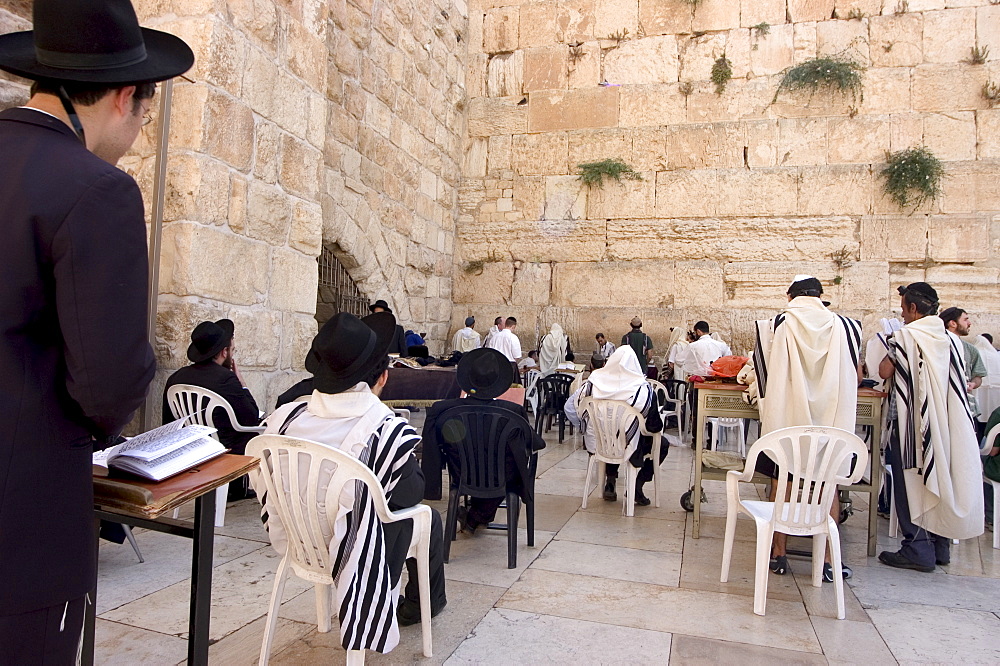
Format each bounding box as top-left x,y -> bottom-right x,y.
141,78 -> 174,431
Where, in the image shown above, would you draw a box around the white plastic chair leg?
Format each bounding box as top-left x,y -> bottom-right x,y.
259,556 -> 291,666
753,523 -> 773,616
215,486 -> 227,527
828,520 -> 846,620
719,505 -> 738,583
346,650 -> 365,665
993,480 -> 999,550
416,520 -> 433,658
582,456 -> 596,510
811,533 -> 827,588
888,494 -> 898,538
652,439 -> 662,509
738,425 -> 747,458
623,465 -> 636,517
315,584 -> 331,633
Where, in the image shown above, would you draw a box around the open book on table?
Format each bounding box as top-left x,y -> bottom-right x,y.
93,417 -> 227,482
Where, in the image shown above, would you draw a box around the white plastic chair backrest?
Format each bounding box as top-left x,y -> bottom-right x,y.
646,379 -> 668,412
745,426 -> 868,531
579,397 -> 648,462
524,370 -> 541,411
167,384 -> 261,438
982,421 -> 1000,455
246,434 -> 397,584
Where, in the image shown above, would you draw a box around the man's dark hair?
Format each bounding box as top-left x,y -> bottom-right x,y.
31,79 -> 156,108
595,333 -> 605,340
898,283 -> 939,316
591,354 -> 606,369
938,307 -> 965,326
983,333 -> 994,344
362,355 -> 392,388
694,321 -> 710,334
494,316 -> 503,326
505,316 -> 517,327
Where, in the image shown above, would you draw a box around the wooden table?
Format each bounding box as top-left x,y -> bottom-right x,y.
691,383 -> 886,557
83,454 -> 259,666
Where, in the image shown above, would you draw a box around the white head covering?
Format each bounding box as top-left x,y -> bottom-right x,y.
588,346 -> 646,401
539,323 -> 568,376
666,326 -> 685,350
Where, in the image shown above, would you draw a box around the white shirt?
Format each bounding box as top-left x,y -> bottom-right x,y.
486,328 -> 522,361
597,341 -> 616,358
451,326 -> 482,353
677,334 -> 731,376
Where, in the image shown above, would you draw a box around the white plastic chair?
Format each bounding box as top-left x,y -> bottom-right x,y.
982,422 -> 1000,550
247,435 -> 433,665
710,417 -> 746,457
579,398 -> 660,517
166,384 -> 266,527
720,426 -> 868,619
523,369 -> 541,414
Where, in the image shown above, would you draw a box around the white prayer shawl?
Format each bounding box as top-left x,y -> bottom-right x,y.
254,386 -> 419,653
888,316 -> 984,540
753,297 -> 861,436
972,334 -> 1000,422
539,324 -> 568,377
482,325 -> 500,348
571,347 -> 655,455
451,326 -> 482,353
864,318 -> 901,390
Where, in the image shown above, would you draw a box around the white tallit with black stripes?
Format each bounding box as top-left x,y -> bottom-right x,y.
886,315 -> 984,539
574,347 -> 657,457
753,296 -> 862,435
253,385 -> 420,653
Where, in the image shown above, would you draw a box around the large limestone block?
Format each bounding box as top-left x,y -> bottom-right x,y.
552,261 -> 676,308
602,36 -> 679,86
284,19 -> 326,89
518,0 -> 595,48
788,0 -> 835,22
770,83 -> 855,119
923,112 -> 977,161
926,265 -> 1000,311
523,47 -> 567,92
227,308 -> 281,368
675,260 -> 725,308
459,217 -> 609,262
828,116 -> 890,164
834,0 -> 882,17
153,297 -> 223,369
226,0 -> 278,53
716,169 -> 799,216
242,44 -> 281,120
586,171 -> 655,219
890,112 -> 923,152
280,135 -> 322,200
928,215 -> 991,262
511,262 -> 553,305
860,67 -> 911,115
839,260 -> 891,312
512,132 -> 569,175
741,0 -> 786,27
160,223 -> 269,305
974,162 -> 1000,210
568,128 -> 632,167
228,174 -> 248,235
487,51 -> 525,96
798,165 -> 874,215
922,8 -> 975,64
290,201 -> 323,257
527,87 -> 619,132
777,117 -> 829,166
745,120 -> 780,167
655,170 -> 719,217
679,33 -> 727,82
594,0 -> 637,39
466,53 -> 487,98
165,153 -> 231,225
692,0 -> 741,32
268,248 -> 319,315
860,214 -> 928,262
979,6 -> 1000,63
618,83 -> 686,126
568,42 -> 602,89
167,84 -> 208,153
936,162 -> 975,214
488,134 -> 513,172
483,6 -> 518,53
724,261 -> 837,309
467,96 -> 528,136
977,110 -> 1000,159
631,127 -> 668,171
816,15 -> 869,63
278,313 -> 317,372
465,137 -> 489,178
543,175 -> 588,221
664,123 -> 745,169
513,176 -> 545,219
686,76 -> 774,123
750,23 -> 795,76
793,21 -> 818,65
869,13 -> 923,67
246,181 -> 292,245
639,0 -> 692,36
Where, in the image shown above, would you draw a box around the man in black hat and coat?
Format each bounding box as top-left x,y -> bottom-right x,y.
421,348 -> 546,532
0,0 -> 193,659
162,319 -> 262,498
370,299 -> 409,356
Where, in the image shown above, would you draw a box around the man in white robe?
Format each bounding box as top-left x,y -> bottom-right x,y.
676,321 -> 731,377
878,282 -> 984,572
482,316 -> 503,348
539,323 -> 570,377
451,316 -> 482,353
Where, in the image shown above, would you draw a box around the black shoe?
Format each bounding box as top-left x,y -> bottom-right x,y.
397,598 -> 447,627
603,478 -> 617,502
936,559 -> 950,566
878,550 -> 935,573
823,563 -> 853,582
456,506 -> 477,535
634,486 -> 651,507
227,486 -> 257,502
769,555 -> 789,575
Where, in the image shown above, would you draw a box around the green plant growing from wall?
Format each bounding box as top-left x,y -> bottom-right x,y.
711,54 -> 732,95
681,0 -> 702,6
752,22 -> 770,37
576,158 -> 643,188
679,81 -> 694,96
605,29 -> 629,47
983,80 -> 1000,106
880,147 -> 944,211
462,250 -> 504,275
846,8 -> 866,19
773,56 -> 865,103
967,45 -> 989,65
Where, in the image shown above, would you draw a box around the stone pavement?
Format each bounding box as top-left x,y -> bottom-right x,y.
94,418 -> 1000,664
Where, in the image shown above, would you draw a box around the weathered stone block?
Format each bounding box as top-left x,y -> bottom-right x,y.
543,176 -> 588,221
488,134 -> 513,172
290,201 -> 323,256
860,67 -> 911,115
586,172 -> 655,219
750,23 -> 795,77
523,47 -> 566,92
618,83 -> 686,126
467,96 -> 528,136
676,260 -> 726,308
486,51 -> 524,96
798,165 -> 873,215
602,36 -> 679,86
928,215 -> 991,262
253,118 -> 281,184
977,110 -> 1000,159
922,8 -> 975,64
631,127 -> 667,171
686,77 -> 774,123
553,261 -> 676,308
716,169 -> 799,216
664,123 -> 745,169
483,6 -> 518,53
511,132 -> 569,175
226,308 -> 281,368
746,120 -> 780,168
594,0 -> 637,39
890,112 -> 923,152
923,112 -> 977,161
280,135 -> 322,199
160,223 -> 269,305
278,313 -> 317,372
788,0 -> 835,22
828,116 -> 890,164
164,153 -> 231,225
741,0 -> 786,28
816,16 -> 869,64
458,217 -> 609,263
511,262 -> 552,305
284,19 -> 326,89
568,42 -> 602,89
926,264 -> 1000,312
655,170 -> 719,217
453,259 -> 515,304
639,0 -> 692,36
978,5 -> 1000,63
527,87 -> 619,132
839,260 -> 891,312
517,2 -> 560,48
869,13 -> 923,67
465,137 -> 489,178
228,174 -> 248,235
692,0 -> 741,32
724,261 -> 837,309
834,0 -> 882,18
513,176 -> 545,220
793,21 -> 818,64
936,162 -> 975,214
246,181 -> 291,245
268,248 -> 319,314
568,128 -> 632,167
166,84 -> 208,153
860,214 -> 928,262
974,162 -> 1000,210
777,117 -> 829,166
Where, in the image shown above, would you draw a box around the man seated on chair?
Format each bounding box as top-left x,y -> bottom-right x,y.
162,318 -> 262,500
675,320 -> 731,378
421,348 -> 545,533
564,347 -> 665,507
751,275 -> 862,582
259,311 -> 448,627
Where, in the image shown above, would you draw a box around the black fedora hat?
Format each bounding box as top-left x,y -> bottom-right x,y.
369,299 -> 393,314
0,0 -> 194,83
306,312 -> 397,394
457,348 -> 513,400
187,319 -> 235,363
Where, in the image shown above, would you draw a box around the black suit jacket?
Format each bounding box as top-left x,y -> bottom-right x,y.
162,362 -> 262,454
421,397 -> 544,500
0,108 -> 155,614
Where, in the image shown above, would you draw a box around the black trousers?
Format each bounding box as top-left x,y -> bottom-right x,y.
0,595 -> 87,666
383,509 -> 447,611
886,431 -> 950,567
605,434 -> 669,487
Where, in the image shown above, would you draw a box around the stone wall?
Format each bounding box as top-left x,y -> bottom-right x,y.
454,0 -> 1000,357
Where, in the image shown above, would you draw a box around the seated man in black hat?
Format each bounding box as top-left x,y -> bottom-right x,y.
421,348 -> 546,533
259,312 -> 447,632
162,319 -> 262,499
370,299 -> 408,356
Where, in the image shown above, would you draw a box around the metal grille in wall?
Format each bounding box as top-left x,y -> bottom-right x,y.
316,245 -> 368,324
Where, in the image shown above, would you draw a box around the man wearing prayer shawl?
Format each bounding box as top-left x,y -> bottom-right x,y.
452,316 -> 482,352
539,323 -> 572,377
878,282 -> 984,572
564,347 -> 665,506
254,312 -> 448,653
751,276 -> 862,581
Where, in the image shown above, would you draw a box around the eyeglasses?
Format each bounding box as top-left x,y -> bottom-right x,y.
138,102 -> 154,127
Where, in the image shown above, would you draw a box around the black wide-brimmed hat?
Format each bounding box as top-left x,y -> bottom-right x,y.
369,299 -> 393,314
187,319 -> 235,363
306,312 -> 396,394
457,348 -> 514,400
0,0 -> 194,83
